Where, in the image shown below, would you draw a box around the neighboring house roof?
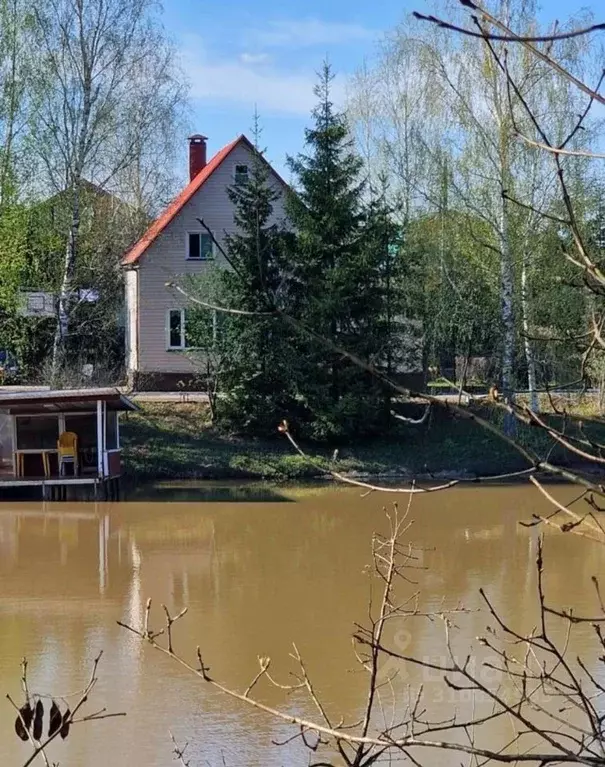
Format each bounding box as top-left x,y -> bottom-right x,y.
45,178 -> 126,207
122,134 -> 287,267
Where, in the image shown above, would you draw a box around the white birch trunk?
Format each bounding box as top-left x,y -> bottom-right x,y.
51,184 -> 80,383
499,195 -> 516,434
521,251 -> 539,411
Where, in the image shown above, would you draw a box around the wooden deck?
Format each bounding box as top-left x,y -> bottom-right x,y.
0,472 -> 122,500
0,474 -> 101,487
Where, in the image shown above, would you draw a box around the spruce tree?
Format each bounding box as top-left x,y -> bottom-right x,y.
287,63 -> 393,439
363,180 -> 411,380
214,124 -> 301,434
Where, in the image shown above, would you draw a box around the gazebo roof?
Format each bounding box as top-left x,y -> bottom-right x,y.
0,388 -> 138,414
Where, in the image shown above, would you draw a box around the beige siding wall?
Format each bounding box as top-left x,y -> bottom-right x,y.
133,142 -> 287,375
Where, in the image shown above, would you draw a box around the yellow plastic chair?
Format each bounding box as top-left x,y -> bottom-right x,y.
57,431 -> 79,477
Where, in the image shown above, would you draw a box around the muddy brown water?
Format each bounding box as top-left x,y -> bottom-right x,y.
0,482 -> 603,766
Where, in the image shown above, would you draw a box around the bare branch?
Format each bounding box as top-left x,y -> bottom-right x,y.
412,11 -> 605,45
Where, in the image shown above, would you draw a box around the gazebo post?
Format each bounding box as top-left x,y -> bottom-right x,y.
96,399 -> 104,478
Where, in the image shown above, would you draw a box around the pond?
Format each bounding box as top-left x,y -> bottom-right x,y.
0,482 -> 602,765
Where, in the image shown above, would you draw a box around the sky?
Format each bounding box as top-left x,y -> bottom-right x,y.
162,0 -> 600,181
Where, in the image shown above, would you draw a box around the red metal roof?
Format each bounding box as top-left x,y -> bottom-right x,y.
122,135 -> 247,266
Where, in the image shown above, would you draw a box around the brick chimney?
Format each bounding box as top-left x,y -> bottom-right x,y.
188,134 -> 208,180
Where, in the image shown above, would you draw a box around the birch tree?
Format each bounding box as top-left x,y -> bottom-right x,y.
32,0 -> 187,381
0,0 -> 42,376
348,28 -> 441,225
0,0 -> 35,207
349,1 -> 601,414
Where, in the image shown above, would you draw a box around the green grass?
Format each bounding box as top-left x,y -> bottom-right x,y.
120,403 -> 324,480
120,401 -> 605,482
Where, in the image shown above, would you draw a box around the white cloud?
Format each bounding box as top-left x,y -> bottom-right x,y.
248,18 -> 376,48
239,52 -> 271,65
180,39 -> 345,116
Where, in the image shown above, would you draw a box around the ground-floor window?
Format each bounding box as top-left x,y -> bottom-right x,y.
167,308 -> 218,350
168,309 -> 185,349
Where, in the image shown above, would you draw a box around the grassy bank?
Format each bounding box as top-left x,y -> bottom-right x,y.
120,401 -> 605,482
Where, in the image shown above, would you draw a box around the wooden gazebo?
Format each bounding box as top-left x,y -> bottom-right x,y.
0,388 -> 138,498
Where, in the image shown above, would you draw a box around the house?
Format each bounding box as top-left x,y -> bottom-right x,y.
122,134 -> 288,391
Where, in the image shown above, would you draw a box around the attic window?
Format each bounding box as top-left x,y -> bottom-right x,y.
234,164 -> 249,184
187,232 -> 213,260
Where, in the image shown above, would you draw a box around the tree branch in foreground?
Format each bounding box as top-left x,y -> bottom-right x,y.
7,652 -> 125,767
412,11 -> 605,46
368,536 -> 605,762
418,0 -> 605,107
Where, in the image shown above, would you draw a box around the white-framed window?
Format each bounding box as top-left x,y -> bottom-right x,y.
234,164 -> 249,184
166,308 -> 219,350
187,231 -> 213,260
167,309 -> 186,349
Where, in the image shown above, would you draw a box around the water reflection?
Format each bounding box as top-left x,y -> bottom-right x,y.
0,484 -> 603,766
125,480 -> 296,503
